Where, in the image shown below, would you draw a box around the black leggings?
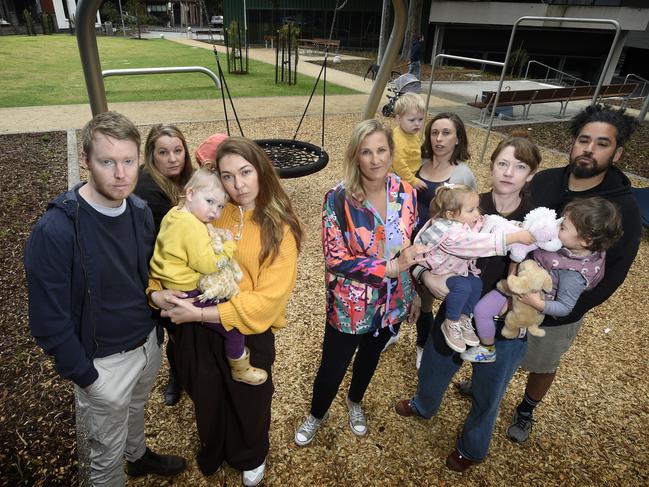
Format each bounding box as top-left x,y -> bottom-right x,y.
310,323 -> 400,419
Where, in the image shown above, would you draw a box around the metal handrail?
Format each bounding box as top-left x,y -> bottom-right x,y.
479,16 -> 621,165
423,53 -> 505,132
623,73 -> 649,98
102,66 -> 221,90
524,60 -> 589,87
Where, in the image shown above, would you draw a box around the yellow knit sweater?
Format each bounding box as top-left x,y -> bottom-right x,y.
391,126 -> 423,186
213,204 -> 298,335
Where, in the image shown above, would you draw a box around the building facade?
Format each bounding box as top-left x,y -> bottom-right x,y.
425,1 -> 649,83
221,0 -> 384,49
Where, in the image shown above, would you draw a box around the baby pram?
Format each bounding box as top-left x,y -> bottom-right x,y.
382,73 -> 422,117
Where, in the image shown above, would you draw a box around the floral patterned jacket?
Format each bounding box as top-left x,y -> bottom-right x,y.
322,174 -> 417,334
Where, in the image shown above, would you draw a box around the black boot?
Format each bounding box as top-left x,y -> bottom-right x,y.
164,371 -> 181,406
126,447 -> 186,477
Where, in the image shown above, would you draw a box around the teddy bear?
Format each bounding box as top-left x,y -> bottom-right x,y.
482,207 -> 563,262
497,259 -> 553,339
197,227 -> 243,303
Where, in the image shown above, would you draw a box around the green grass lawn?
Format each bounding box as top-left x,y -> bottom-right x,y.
0,35 -> 358,108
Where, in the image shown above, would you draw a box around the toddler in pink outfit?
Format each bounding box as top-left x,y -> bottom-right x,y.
414,184 -> 534,353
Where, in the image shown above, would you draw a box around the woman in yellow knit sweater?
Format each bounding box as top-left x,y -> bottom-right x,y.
150,137 -> 302,487
149,168 -> 268,387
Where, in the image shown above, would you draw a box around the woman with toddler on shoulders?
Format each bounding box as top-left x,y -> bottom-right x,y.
411,112 -> 477,366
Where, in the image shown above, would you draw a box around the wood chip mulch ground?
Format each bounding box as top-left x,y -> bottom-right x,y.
1,114 -> 648,487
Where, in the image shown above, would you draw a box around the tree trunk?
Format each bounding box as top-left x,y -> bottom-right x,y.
402,0 -> 423,60
377,0 -> 391,65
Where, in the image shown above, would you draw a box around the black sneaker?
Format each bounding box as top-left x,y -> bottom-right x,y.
455,379 -> 473,397
506,410 -> 534,443
164,372 -> 182,406
126,447 -> 186,477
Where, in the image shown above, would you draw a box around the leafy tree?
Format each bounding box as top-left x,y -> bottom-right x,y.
125,0 -> 147,39
100,1 -> 121,24
23,8 -> 36,35
402,0 -> 423,60
510,44 -> 529,78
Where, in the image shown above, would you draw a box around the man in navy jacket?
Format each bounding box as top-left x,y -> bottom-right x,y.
24,112 -> 186,485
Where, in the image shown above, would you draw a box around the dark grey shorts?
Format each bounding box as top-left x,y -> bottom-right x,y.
520,319 -> 583,374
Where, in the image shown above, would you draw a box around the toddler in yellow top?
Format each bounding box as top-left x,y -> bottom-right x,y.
150,168 -> 267,386
392,92 -> 426,191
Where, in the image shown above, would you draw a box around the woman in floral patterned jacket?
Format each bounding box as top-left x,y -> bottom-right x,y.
295,119 -> 428,446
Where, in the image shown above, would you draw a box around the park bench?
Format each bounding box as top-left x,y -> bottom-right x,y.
468,83 -> 638,123
298,38 -> 340,54
312,38 -> 340,53
192,28 -> 222,39
297,38 -> 316,53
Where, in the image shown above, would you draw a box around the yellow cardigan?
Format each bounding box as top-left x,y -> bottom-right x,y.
149,207 -> 235,291
216,204 -> 298,335
391,126 -> 422,186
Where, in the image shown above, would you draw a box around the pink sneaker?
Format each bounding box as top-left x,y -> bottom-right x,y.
459,316 -> 480,347
441,319 -> 466,353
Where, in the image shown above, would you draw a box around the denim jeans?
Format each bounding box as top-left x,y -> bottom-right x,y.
410,318 -> 527,462
445,275 -> 482,321
408,61 -> 421,80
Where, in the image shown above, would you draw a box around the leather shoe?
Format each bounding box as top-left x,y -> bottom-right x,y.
164,372 -> 182,406
394,399 -> 417,417
126,447 -> 187,477
445,449 -> 477,472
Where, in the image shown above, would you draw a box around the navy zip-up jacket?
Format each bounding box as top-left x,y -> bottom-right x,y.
529,165 -> 642,326
24,185 -> 159,388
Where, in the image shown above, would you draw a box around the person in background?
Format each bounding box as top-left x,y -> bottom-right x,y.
410,112 -> 476,368
408,34 -> 424,80
195,132 -> 229,168
134,124 -> 194,407
390,92 -> 426,192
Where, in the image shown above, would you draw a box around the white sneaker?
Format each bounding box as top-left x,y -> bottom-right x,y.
242,461 -> 265,486
295,412 -> 328,446
382,332 -> 400,352
345,396 -> 367,436
460,345 -> 496,363
416,346 -> 424,370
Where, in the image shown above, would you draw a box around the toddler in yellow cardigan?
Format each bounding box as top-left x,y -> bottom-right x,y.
150,168 -> 267,386
391,92 -> 426,191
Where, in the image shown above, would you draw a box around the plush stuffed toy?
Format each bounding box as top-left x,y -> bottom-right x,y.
497,259 -> 553,339
197,227 -> 243,303
482,207 -> 563,262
